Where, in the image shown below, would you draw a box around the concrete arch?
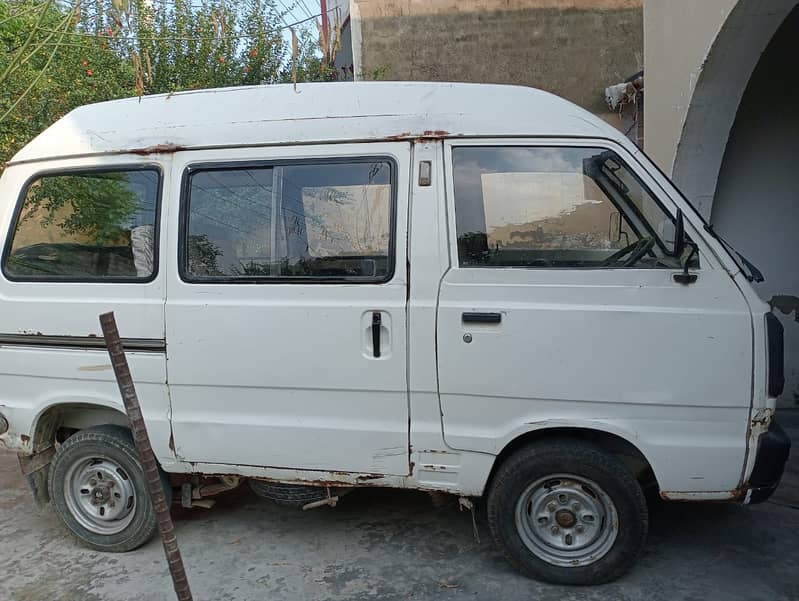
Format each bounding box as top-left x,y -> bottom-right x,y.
671,0 -> 799,219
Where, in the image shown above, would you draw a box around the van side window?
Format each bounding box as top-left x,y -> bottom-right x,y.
3,169 -> 160,281
452,147 -> 687,269
182,160 -> 394,282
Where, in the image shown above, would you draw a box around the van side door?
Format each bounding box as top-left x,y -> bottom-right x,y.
165,143 -> 411,476
435,139 -> 754,496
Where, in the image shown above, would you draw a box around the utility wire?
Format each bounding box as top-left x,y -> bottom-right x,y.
0,2 -> 51,26
295,0 -> 314,19
273,0 -> 292,26
37,7 -> 335,41
0,9 -> 73,122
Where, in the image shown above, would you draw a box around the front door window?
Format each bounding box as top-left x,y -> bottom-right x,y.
451,146 -> 690,269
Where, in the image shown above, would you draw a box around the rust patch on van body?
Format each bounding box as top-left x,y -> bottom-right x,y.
422,130 -> 450,138
129,143 -> 185,155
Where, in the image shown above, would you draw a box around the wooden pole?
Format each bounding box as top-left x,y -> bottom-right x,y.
320,0 -> 329,62
99,312 -> 193,601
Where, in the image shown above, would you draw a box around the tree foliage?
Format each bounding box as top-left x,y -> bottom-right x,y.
1,0 -> 333,164
23,172 -> 140,243
1,1 -> 135,164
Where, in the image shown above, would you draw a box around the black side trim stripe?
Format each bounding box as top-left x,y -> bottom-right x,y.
0,334 -> 166,353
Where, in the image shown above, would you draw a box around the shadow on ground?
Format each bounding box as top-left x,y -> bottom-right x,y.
1,411 -> 798,601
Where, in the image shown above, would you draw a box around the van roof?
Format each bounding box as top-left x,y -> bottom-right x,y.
9,82 -> 625,165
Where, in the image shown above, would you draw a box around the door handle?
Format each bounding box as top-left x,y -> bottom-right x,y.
462,312 -> 502,324
372,312 -> 382,358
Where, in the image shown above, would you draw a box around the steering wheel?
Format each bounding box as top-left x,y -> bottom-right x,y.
601,237 -> 655,267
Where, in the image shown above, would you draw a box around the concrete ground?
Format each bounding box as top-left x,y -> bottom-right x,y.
2,412 -> 798,601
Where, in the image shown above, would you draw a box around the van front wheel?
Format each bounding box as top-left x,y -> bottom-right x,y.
486,440 -> 648,585
48,425 -> 166,552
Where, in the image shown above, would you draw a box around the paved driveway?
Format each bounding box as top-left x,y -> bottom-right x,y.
2,411 -> 798,601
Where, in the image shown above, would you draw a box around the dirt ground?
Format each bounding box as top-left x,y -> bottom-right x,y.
1,411 -> 798,601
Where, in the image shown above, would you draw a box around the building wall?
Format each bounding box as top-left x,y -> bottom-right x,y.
643,0 -> 737,173
352,0 -> 642,123
334,21 -> 354,79
329,0 -> 354,79
711,6 -> 799,403
645,0 -> 799,404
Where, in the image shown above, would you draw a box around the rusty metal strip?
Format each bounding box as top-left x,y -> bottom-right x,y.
99,312 -> 192,601
0,333 -> 165,352
17,445 -> 55,475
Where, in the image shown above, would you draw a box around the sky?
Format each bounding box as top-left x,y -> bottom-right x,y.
275,0 -> 324,39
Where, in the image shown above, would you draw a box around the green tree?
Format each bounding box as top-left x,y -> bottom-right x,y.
1,0 -> 332,164
1,1 -> 135,163
2,0 -> 333,251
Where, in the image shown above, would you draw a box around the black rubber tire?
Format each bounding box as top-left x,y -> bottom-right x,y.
48,424 -> 170,552
486,439 -> 648,585
249,480 -> 331,508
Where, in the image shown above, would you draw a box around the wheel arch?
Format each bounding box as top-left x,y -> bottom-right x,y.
19,400 -> 130,506
485,426 -> 659,495
32,401 -> 129,449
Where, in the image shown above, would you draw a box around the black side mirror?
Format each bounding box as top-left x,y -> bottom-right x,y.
609,212 -> 622,243
674,243 -> 698,285
673,208 -> 685,258
672,208 -> 699,285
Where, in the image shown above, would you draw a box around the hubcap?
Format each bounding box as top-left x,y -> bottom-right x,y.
514,474 -> 618,567
64,456 -> 137,535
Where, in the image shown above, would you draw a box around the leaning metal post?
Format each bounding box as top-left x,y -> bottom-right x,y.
99,312 -> 193,601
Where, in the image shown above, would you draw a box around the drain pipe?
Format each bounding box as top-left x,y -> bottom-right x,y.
100,312 -> 193,601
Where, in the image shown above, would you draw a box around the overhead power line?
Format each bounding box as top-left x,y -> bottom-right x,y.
37,7 -> 335,41
295,0 -> 315,19
273,0 -> 292,26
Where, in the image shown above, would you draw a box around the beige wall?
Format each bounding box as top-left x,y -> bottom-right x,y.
355,0 -> 641,18
645,0 -> 799,403
352,0 -> 643,124
643,0 -> 737,173
645,0 -> 796,215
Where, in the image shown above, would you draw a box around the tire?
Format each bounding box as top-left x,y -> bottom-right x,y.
48,425 -> 169,552
486,439 -> 648,585
249,480 -> 331,508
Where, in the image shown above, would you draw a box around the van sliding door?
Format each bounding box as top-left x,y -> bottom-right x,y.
164,143 -> 412,476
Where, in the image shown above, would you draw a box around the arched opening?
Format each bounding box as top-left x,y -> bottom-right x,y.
671,0 -> 798,217
712,4 -> 799,403
673,1 -> 799,403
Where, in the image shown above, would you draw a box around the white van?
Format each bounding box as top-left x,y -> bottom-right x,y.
0,82 -> 790,585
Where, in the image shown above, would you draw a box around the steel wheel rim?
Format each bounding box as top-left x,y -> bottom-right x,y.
63,455 -> 137,535
514,473 -> 618,567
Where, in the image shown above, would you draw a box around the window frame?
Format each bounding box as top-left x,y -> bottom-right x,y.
178,156 -> 398,285
1,164 -> 164,284
447,140 -> 685,271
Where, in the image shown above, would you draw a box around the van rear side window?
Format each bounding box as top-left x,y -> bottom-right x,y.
181,159 -> 394,282
3,168 -> 160,281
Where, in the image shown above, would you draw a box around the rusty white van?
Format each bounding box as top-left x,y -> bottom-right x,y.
0,82 -> 790,585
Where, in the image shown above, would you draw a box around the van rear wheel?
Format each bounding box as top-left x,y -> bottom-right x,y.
486,439 -> 648,585
48,425 -> 167,552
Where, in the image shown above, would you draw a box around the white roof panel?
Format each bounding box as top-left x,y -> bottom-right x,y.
10,82 -> 624,164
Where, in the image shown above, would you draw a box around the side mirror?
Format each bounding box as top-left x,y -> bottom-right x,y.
673,208 -> 685,258
674,209 -> 699,286
672,208 -> 699,285
609,212 -> 622,243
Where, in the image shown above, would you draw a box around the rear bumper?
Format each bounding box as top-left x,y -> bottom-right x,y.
748,419 -> 791,504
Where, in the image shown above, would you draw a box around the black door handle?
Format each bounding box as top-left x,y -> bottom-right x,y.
462,312 -> 502,324
372,312 -> 382,358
